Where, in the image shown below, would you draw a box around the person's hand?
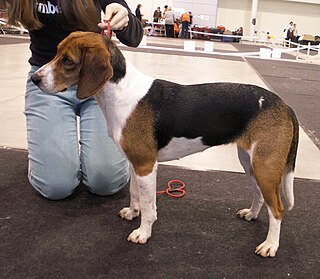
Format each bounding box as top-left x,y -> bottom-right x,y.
98,3 -> 129,31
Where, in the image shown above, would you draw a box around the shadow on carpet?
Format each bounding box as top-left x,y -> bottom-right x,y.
1,148 -> 319,279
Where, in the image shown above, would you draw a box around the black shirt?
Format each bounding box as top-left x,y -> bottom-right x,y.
28,0 -> 143,66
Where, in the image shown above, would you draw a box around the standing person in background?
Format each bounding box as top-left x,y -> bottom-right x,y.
135,4 -> 143,22
162,5 -> 168,19
180,11 -> 190,38
164,6 -> 174,38
189,11 -> 193,25
153,7 -> 161,22
174,19 -> 179,38
0,0 -> 143,200
283,21 -> 293,45
292,23 -> 298,43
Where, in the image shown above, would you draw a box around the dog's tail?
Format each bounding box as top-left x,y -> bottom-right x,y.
282,106 -> 299,211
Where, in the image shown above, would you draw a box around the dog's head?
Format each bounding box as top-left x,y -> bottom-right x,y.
31,31 -> 118,99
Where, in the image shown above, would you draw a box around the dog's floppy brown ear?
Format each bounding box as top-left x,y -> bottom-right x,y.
77,47 -> 113,99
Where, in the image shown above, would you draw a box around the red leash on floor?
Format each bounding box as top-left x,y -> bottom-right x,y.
101,20 -> 112,39
157,180 -> 186,198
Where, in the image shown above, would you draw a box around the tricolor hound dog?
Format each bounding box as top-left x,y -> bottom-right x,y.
31,31 -> 299,257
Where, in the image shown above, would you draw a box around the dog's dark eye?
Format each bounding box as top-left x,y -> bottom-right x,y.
61,56 -> 73,66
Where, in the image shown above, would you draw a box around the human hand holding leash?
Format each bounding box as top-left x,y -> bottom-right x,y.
98,3 -> 129,31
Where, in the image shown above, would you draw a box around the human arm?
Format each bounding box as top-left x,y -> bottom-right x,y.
99,0 -> 143,47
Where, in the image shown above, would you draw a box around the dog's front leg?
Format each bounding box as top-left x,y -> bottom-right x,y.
127,163 -> 158,244
119,165 -> 140,220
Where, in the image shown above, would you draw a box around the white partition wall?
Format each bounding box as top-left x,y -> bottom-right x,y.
217,0 -> 320,39
127,0 -> 218,26
129,0 -> 320,39
258,0 -> 320,39
172,0 -> 218,26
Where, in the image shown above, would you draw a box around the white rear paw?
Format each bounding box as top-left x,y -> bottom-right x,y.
237,208 -> 257,221
127,228 -> 150,244
255,240 -> 278,257
119,207 -> 139,220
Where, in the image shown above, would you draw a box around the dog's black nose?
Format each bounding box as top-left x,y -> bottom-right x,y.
31,74 -> 41,85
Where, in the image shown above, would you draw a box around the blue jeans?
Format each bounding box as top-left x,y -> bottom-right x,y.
24,66 -> 129,200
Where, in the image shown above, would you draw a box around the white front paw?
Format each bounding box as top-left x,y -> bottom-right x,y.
119,207 -> 139,220
127,228 -> 150,244
237,208 -> 257,221
255,240 -> 278,257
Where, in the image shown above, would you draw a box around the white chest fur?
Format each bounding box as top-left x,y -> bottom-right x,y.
94,60 -> 155,145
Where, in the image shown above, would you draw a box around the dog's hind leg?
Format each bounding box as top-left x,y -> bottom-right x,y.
119,165 -> 140,220
282,169 -> 294,211
236,145 -> 264,221
251,152 -> 285,257
126,162 -> 158,244
255,204 -> 282,257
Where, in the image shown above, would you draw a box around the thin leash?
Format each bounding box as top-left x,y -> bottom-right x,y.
157,180 -> 186,198
101,20 -> 112,39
